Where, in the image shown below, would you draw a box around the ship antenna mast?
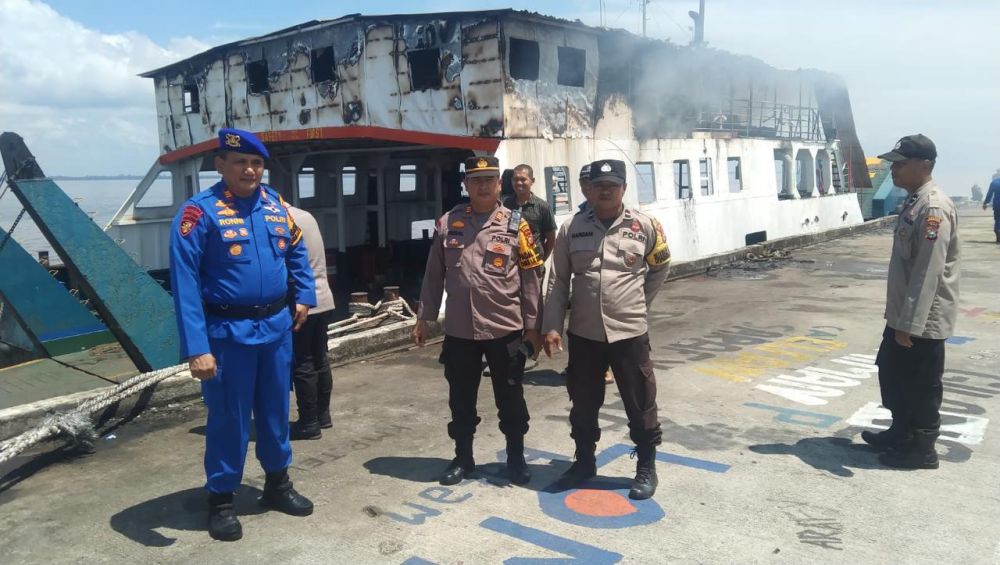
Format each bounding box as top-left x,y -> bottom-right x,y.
689,0 -> 706,46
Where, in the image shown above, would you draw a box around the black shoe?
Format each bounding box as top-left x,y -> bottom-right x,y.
557,459 -> 597,489
861,428 -> 912,451
878,431 -> 939,470
439,458 -> 475,486
878,447 -> 939,469
629,452 -> 658,500
208,492 -> 242,541
506,435 -> 531,485
290,421 -> 322,440
260,471 -> 314,516
318,413 -> 333,429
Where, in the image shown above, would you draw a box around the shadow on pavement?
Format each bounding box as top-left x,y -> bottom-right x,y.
109,486 -> 265,547
363,456 -> 573,493
748,437 -> 882,478
522,368 -> 565,387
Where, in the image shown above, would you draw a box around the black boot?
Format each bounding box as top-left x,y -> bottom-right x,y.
506,435 -> 531,486
208,492 -> 242,542
439,437 -> 475,486
290,420 -> 322,440
260,469 -> 314,516
557,440 -> 597,489
629,445 -> 658,500
861,420 -> 912,451
879,430 -> 939,470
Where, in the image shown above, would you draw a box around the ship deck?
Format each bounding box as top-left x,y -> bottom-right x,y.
1,210 -> 998,564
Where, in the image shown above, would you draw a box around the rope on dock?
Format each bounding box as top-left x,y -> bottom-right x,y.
0,363 -> 188,465
327,298 -> 416,339
0,299 -> 416,465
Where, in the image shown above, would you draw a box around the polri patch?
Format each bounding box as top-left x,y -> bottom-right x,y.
179,205 -> 202,237
925,215 -> 942,241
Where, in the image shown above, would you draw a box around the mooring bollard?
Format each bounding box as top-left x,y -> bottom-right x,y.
383,286 -> 400,302
349,292 -> 372,317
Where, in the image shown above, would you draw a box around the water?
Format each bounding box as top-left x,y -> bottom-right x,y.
0,174 -> 228,260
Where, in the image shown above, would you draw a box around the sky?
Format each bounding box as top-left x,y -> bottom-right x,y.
1,0 -> 998,196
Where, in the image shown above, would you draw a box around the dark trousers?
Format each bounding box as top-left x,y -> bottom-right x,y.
292,310 -> 333,425
442,332 -> 529,440
875,325 -> 944,436
566,332 -> 661,447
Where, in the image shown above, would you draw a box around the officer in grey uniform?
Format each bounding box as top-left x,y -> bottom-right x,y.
543,159 -> 671,499
412,156 -> 545,486
862,134 -> 960,470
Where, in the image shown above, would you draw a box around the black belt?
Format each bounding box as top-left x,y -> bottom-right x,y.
205,299 -> 286,320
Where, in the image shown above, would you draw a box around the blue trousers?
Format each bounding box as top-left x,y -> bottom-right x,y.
993,206 -> 999,232
202,334 -> 293,493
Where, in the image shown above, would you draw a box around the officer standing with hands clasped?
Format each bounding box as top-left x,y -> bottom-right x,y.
861,134 -> 960,470
543,159 -> 671,500
412,156 -> 544,487
170,128 -> 317,541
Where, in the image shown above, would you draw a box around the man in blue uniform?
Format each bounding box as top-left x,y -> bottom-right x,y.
983,174 -> 1000,243
170,128 -> 317,541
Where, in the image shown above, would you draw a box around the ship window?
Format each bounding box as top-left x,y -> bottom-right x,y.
247,59 -> 270,94
509,38 -> 540,81
728,157 -> 742,192
408,48 -> 442,91
699,158 -> 714,196
298,167 -> 316,200
544,166 -> 572,214
674,160 -> 691,200
557,46 -> 586,87
399,165 -> 417,193
137,171 -> 173,208
310,46 -> 337,83
636,162 -> 656,204
341,166 -> 357,197
182,83 -> 199,114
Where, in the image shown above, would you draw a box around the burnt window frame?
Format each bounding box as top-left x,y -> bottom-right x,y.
246,59 -> 270,94
310,46 -> 337,83
728,157 -> 743,192
182,82 -> 199,114
408,48 -> 443,91
556,46 -> 586,87
635,162 -> 656,204
674,160 -> 691,200
509,37 -> 540,81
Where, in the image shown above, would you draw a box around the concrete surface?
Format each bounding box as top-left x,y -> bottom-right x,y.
0,211 -> 998,564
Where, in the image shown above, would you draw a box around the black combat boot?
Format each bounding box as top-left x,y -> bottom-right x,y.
861,420 -> 912,451
289,419 -> 322,440
629,445 -> 658,500
879,430 -> 939,470
557,440 -> 597,489
207,492 -> 242,542
260,469 -> 314,516
506,435 -> 531,486
439,437 -> 475,486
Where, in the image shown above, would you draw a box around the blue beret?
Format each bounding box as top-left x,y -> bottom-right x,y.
217,128 -> 270,159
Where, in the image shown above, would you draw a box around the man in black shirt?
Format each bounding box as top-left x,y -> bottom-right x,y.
503,164 -> 558,262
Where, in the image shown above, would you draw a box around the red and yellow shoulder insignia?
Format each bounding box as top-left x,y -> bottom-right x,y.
179,205 -> 203,237
645,218 -> 671,267
925,215 -> 942,241
516,219 -> 543,270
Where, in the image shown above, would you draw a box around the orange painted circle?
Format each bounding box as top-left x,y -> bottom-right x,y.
564,489 -> 638,517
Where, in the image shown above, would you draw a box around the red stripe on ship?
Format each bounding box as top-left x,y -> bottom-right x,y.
159,126 -> 501,165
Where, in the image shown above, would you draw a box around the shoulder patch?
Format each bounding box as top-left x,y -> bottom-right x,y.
645,218 -> 671,267
924,214 -> 942,241
179,205 -> 203,237
517,219 -> 544,270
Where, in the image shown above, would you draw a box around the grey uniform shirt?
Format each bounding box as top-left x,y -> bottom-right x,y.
288,206 -> 335,314
885,180 -> 960,339
543,207 -> 671,343
418,203 -> 544,340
